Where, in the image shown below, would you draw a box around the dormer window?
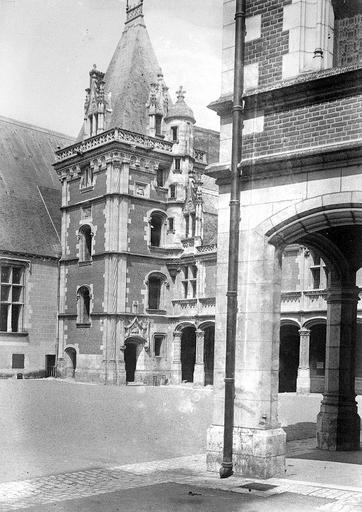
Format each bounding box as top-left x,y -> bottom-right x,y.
171,126 -> 178,141
155,115 -> 162,136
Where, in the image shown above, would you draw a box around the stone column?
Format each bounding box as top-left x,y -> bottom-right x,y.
297,328 -> 311,394
194,329 -> 205,385
317,285 -> 361,450
207,228 -> 286,478
171,331 -> 182,384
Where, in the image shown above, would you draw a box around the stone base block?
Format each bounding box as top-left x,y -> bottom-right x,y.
296,368 -> 311,394
206,424 -> 286,479
193,364 -> 204,386
317,408 -> 361,451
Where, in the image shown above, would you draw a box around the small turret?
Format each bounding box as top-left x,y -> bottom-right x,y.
164,86 -> 195,156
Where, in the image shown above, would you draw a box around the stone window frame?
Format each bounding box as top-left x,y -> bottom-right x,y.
153,333 -> 167,358
76,285 -> 92,327
79,164 -> 94,191
148,210 -> 168,248
0,259 -> 28,334
182,264 -> 197,299
78,224 -> 94,265
145,272 -> 168,313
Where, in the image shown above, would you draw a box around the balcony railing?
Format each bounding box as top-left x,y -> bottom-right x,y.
56,128 -> 174,162
172,297 -> 215,316
281,289 -> 327,312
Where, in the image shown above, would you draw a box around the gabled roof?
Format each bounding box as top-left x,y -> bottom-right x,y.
0,116 -> 74,258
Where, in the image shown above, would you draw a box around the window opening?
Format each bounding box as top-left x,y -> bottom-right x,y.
80,166 -> 93,189
12,353 -> 24,369
171,126 -> 178,141
182,265 -> 197,298
77,286 -> 91,324
154,335 -> 165,357
0,264 -> 24,333
156,168 -> 164,187
148,276 -> 162,309
150,213 -> 164,247
155,115 -> 162,136
174,158 -> 181,171
169,184 -> 176,199
168,218 -> 174,232
79,225 -> 92,262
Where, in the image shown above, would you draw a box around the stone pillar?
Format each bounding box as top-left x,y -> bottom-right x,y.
297,328 -> 311,394
207,228 -> 286,478
171,331 -> 182,384
194,329 -> 205,385
317,285 -> 361,450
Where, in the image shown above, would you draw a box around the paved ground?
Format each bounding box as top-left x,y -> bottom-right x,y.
0,379 -> 213,482
1,379 -> 362,512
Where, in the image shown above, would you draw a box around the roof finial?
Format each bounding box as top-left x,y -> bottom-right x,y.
176,86 -> 186,102
126,0 -> 144,24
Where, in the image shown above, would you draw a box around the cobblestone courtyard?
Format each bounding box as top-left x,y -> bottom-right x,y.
1,379 -> 362,511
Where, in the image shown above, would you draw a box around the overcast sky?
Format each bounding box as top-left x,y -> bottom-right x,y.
0,0 -> 222,136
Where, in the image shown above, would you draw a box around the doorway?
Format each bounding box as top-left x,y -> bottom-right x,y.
204,326 -> 215,385
64,348 -> 76,378
181,327 -> 196,382
124,341 -> 138,382
279,324 -> 300,392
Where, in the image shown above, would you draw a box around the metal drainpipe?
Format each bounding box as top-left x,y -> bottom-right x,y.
219,0 -> 246,479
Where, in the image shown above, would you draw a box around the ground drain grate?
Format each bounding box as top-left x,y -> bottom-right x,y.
239,483 -> 278,491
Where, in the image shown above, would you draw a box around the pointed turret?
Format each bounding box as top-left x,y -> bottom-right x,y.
79,0 -> 169,140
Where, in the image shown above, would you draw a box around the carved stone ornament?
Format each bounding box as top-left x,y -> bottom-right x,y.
125,316 -> 149,340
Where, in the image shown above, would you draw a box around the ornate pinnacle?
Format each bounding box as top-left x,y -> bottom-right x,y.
176,86 -> 186,102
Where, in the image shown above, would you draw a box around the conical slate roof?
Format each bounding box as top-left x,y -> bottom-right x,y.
78,7 -> 166,139
104,15 -> 162,134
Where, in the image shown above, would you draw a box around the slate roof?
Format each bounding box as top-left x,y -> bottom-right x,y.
78,15 -> 165,140
0,116 -> 74,258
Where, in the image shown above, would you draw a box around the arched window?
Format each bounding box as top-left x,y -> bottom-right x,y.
79,225 -> 92,262
77,286 -> 91,325
150,212 -> 166,247
147,273 -> 167,312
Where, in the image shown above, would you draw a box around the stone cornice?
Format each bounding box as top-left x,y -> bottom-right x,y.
209,66 -> 362,117
206,139 -> 362,185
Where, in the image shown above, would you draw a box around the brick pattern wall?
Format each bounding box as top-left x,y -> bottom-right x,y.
243,93 -> 362,157
245,0 -> 290,88
335,15 -> 362,67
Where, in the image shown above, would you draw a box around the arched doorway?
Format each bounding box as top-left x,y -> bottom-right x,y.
263,202 -> 362,451
204,325 -> 215,386
181,327 -> 196,382
64,347 -> 76,378
124,338 -> 144,382
309,323 -> 326,393
279,324 -> 300,392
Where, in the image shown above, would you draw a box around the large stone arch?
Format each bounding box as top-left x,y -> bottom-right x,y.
208,191 -> 362,479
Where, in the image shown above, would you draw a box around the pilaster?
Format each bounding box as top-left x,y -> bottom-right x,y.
193,329 -> 205,385
171,331 -> 182,384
